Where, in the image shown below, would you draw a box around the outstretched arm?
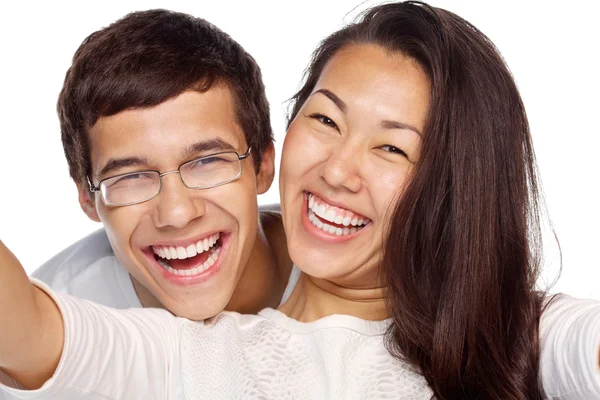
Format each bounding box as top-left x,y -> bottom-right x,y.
0,240 -> 182,398
0,240 -> 63,389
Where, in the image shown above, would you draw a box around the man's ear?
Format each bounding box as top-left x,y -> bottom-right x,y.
77,185 -> 101,222
256,143 -> 275,195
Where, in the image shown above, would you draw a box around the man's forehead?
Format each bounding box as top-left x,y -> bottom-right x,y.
89,86 -> 245,147
88,88 -> 246,174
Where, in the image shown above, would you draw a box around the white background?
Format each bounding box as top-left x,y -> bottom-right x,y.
0,1 -> 598,297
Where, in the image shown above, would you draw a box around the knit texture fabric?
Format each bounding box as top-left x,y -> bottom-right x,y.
182,309 -> 431,399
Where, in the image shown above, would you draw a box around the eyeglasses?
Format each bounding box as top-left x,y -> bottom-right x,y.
88,147 -> 251,207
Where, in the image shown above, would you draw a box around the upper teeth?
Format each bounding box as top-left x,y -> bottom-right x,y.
152,233 -> 220,260
308,193 -> 370,227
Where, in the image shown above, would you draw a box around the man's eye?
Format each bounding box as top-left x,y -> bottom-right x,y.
190,156 -> 227,168
380,145 -> 408,158
308,113 -> 338,129
107,173 -> 153,188
119,173 -> 143,181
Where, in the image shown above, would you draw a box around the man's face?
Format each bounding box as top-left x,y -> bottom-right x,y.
79,87 -> 274,320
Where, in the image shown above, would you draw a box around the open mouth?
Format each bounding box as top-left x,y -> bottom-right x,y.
306,192 -> 371,236
151,233 -> 223,277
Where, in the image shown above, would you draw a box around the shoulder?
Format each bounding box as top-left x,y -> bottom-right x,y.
258,204 -> 284,237
258,204 -> 294,288
539,294 -> 600,399
32,229 -> 141,308
540,293 -> 600,325
33,229 -> 114,279
258,203 -> 281,214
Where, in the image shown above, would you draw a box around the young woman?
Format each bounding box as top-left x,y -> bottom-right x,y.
1,2 -> 598,399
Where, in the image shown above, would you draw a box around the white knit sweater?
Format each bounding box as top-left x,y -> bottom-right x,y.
1,280 -> 599,399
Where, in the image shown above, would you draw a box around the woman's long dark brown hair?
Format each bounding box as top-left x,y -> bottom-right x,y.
288,2 -> 546,399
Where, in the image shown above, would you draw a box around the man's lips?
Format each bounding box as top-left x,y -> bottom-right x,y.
141,232 -> 230,285
151,232 -> 221,260
156,245 -> 221,276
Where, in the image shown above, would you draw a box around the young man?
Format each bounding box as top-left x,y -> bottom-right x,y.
0,11 -> 298,394
27,9 -> 293,321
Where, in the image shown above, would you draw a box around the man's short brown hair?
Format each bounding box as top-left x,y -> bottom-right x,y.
58,9 -> 273,186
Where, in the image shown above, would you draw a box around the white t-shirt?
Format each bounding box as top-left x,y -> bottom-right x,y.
1,282 -> 599,399
32,229 -> 142,309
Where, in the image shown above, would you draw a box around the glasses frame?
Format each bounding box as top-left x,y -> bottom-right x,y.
87,147 -> 252,207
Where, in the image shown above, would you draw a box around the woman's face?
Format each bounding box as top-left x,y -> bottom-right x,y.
280,44 -> 430,288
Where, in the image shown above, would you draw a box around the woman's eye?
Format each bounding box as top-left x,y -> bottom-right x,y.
308,113 -> 338,129
380,145 -> 408,158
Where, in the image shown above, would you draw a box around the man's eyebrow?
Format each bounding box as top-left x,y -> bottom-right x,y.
96,139 -> 240,179
381,120 -> 422,137
313,89 -> 347,113
98,157 -> 148,178
183,138 -> 239,158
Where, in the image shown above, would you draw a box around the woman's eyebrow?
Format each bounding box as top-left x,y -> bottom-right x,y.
313,88 -> 421,137
313,88 -> 347,113
381,120 -> 422,137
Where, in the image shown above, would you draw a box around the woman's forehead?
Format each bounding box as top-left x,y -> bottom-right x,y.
312,44 -> 430,132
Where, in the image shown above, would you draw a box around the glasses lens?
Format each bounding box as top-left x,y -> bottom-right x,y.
101,171 -> 161,206
181,152 -> 242,189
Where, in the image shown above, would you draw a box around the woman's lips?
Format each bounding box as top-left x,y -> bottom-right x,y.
301,193 -> 371,242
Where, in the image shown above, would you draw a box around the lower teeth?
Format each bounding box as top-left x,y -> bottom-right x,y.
157,246 -> 221,276
307,210 -> 362,236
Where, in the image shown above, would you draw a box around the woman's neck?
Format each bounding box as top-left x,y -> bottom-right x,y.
278,272 -> 388,322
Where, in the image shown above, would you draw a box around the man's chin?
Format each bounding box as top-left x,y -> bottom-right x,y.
166,300 -> 226,321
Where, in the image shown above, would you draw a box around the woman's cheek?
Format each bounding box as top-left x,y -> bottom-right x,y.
283,127 -> 326,175
372,168 -> 411,216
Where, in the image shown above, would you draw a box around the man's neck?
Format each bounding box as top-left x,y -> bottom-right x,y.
224,210 -> 292,314
132,211 -> 292,314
